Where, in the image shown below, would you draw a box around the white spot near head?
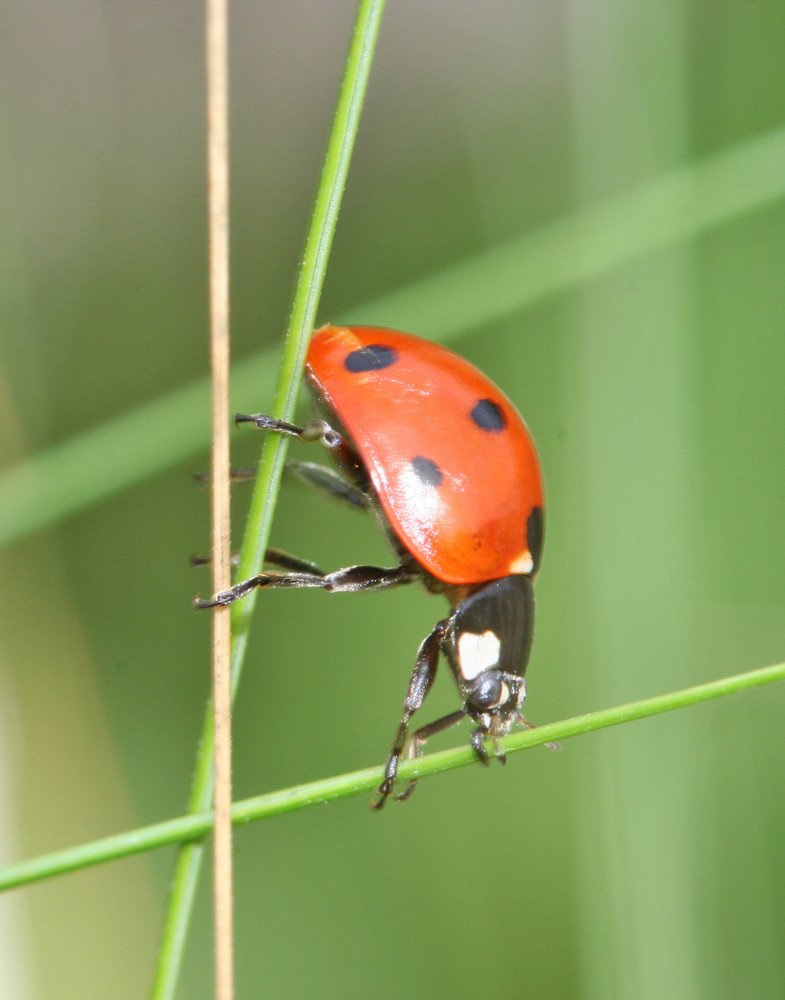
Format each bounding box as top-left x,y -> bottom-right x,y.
458,629 -> 501,681
509,550 -> 534,574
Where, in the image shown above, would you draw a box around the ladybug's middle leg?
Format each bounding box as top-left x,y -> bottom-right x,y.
190,547 -> 325,574
285,460 -> 369,510
195,562 -> 417,607
200,459 -> 368,510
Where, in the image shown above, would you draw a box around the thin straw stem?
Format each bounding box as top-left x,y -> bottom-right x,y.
149,3 -> 387,996
205,0 -> 233,995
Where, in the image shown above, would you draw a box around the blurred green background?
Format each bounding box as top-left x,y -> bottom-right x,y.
2,2 -> 785,998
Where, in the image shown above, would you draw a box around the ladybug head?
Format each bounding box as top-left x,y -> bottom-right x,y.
443,575 -> 534,731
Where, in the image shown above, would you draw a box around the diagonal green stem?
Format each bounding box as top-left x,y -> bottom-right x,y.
149,2 -> 387,997
2,124 -> 785,549
1,659 -> 783,894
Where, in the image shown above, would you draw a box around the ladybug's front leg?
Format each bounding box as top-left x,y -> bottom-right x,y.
393,709 -> 466,803
373,621 -> 447,809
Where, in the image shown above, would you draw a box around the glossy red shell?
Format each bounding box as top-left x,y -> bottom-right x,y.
306,325 -> 544,586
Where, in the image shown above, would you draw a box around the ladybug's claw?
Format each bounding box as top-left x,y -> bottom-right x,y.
471,728 -> 492,765
371,780 -> 394,810
193,591 -> 234,608
395,782 -> 418,803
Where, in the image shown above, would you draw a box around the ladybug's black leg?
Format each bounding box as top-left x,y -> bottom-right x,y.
285,460 -> 369,510
235,413 -> 346,451
234,413 -> 310,436
394,709 -> 466,803
373,621 -> 447,809
471,726 -> 493,766
236,413 -> 366,489
191,467 -> 256,487
195,562 -> 416,607
261,548 -> 327,574
190,548 -> 325,574
228,467 -> 257,482
198,413 -> 365,512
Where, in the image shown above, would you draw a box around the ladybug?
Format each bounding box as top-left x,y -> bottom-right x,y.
199,325 -> 544,807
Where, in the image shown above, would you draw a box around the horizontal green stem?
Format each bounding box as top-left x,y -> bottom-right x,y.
2,658 -> 782,893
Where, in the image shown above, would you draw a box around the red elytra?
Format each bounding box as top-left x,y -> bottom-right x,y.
306,325 -> 544,586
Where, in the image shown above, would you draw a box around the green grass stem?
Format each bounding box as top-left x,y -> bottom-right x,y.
1,658 -> 782,894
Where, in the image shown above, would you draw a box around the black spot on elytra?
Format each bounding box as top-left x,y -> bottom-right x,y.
410,456 -> 443,487
470,398 -> 506,432
526,506 -> 544,573
344,344 -> 398,373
